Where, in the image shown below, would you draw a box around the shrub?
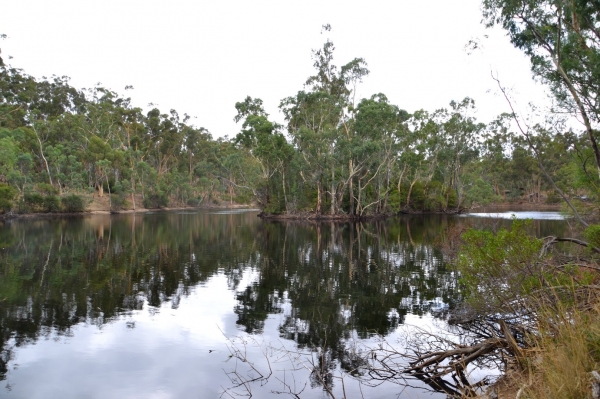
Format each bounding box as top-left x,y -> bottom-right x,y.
584,224 -> 600,249
37,183 -> 58,196
545,190 -> 561,204
521,305 -> 600,399
0,184 -> 15,213
187,197 -> 205,207
458,220 -> 543,312
110,194 -> 128,211
14,200 -> 30,214
61,194 -> 85,212
407,181 -> 425,209
143,193 -> 168,209
44,195 -> 61,213
24,193 -> 45,211
445,188 -> 459,208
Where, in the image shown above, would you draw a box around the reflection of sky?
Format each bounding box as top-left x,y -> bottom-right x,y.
5,274 -> 239,398
462,211 -> 567,220
3,269 -> 444,398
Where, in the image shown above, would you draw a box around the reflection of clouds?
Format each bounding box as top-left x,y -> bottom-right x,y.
4,273 -> 248,398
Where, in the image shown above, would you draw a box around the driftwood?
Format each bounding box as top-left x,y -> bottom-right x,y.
363,321 -> 526,398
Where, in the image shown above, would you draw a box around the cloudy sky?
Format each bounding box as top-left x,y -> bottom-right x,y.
1,0 -> 549,138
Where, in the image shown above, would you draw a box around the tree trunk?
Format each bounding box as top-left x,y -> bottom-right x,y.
282,166 -> 288,214
35,128 -> 52,186
406,179 -> 418,208
349,159 -> 355,215
316,178 -> 323,215
330,165 -> 336,215
106,174 -> 112,211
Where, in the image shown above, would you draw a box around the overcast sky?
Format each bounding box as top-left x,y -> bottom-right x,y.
1,0 -> 550,138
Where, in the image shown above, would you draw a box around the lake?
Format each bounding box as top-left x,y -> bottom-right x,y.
0,210 -> 569,398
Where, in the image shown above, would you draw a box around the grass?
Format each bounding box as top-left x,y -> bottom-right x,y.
518,303 -> 600,399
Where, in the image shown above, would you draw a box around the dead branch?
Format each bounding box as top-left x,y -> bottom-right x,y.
540,236 -> 600,257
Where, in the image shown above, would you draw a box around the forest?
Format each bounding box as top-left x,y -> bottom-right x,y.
0,23 -> 593,218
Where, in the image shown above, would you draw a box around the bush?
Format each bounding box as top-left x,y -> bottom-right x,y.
187,197 -> 205,207
37,183 -> 58,196
445,188 -> 459,208
407,181 -> 425,209
14,200 -> 30,214
61,194 -> 85,212
110,194 -> 128,211
44,195 -> 61,212
545,190 -> 561,204
458,220 -> 543,312
0,184 -> 15,213
24,193 -> 45,211
143,193 -> 168,209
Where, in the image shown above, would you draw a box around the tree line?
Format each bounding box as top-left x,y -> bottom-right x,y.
0,22 -> 594,217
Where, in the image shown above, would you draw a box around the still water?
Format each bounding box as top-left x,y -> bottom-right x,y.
0,210 -> 568,398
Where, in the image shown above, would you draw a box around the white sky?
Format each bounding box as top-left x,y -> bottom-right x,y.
1,0 -> 550,138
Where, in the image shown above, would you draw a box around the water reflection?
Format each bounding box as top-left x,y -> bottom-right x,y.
464,211 -> 567,220
0,211 -> 568,397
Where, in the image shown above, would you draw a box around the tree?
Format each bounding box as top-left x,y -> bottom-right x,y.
482,0 -> 600,179
280,27 -> 369,215
234,97 -> 293,211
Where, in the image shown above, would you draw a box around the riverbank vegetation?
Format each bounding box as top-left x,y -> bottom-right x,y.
363,1 -> 600,397
0,23 -> 593,218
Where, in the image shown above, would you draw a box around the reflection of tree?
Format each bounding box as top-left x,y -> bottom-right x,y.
232,217 -> 468,385
0,212 -> 261,381
0,212 -> 568,383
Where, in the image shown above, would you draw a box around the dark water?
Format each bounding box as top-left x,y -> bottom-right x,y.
0,210 -> 569,398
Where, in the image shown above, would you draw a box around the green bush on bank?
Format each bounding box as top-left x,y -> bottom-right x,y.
110,194 -> 128,211
457,220 -> 600,399
143,193 -> 168,209
44,195 -> 61,212
458,220 -> 543,311
61,194 -> 85,212
19,192 -> 86,213
0,183 -> 16,213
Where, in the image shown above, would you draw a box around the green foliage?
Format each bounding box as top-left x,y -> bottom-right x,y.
445,187 -> 459,208
584,224 -> 600,250
0,183 -> 15,212
0,23 -> 591,216
37,183 -> 58,196
44,195 -> 61,212
110,194 -> 128,211
458,220 -> 543,311
186,197 -> 205,207
545,190 -> 561,204
23,192 -> 45,211
61,194 -> 85,212
465,179 -> 498,206
143,193 -> 168,209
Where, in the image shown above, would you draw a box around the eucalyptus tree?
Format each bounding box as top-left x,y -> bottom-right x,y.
280,28 -> 369,215
145,108 -> 183,178
435,98 -> 483,206
234,96 -> 294,211
401,110 -> 442,210
482,0 -> 600,179
350,94 -> 406,215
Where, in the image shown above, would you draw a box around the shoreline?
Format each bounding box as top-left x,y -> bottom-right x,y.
0,201 -> 564,221
258,202 -> 563,220
0,203 -> 257,220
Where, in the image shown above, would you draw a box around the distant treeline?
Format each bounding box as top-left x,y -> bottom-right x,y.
0,30 -> 592,216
